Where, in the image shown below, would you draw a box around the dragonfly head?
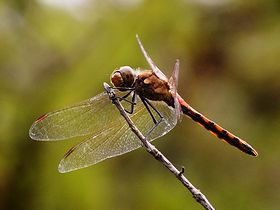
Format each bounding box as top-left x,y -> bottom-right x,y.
111,66 -> 135,88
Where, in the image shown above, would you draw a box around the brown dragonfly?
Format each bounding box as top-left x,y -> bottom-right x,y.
29,35 -> 257,173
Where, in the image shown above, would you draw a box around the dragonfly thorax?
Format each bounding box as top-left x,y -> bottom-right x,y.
134,70 -> 175,107
111,66 -> 136,89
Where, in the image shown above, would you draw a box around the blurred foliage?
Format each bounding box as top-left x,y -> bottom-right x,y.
0,0 -> 280,209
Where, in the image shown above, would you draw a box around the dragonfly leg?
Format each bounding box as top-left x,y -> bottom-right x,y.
121,91 -> 137,114
140,97 -> 164,138
105,84 -> 137,114
141,97 -> 164,121
114,91 -> 137,114
111,87 -> 135,91
110,86 -> 137,114
140,97 -> 158,124
119,90 -> 133,101
146,117 -> 164,138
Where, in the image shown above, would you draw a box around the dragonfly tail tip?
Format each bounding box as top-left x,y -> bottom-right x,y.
252,150 -> 258,157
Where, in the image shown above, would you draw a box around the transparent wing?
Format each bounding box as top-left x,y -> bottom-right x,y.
169,59 -> 180,93
29,92 -> 120,141
136,35 -> 168,82
169,59 -> 182,120
58,94 -> 178,173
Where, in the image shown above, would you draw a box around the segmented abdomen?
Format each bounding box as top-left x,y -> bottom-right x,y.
177,95 -> 258,156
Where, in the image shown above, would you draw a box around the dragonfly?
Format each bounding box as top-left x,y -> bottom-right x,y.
29,35 -> 258,173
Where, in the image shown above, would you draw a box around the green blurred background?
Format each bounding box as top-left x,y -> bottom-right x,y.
0,0 -> 280,209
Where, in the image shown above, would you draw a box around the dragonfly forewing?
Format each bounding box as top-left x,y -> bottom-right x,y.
29,92 -> 123,141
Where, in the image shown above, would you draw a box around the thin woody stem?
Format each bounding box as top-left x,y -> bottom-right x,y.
104,83 -> 215,210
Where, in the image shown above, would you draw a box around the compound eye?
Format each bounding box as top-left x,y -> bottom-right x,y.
119,66 -> 135,87
111,66 -> 135,88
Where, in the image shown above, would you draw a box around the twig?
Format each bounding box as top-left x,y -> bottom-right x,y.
104,83 -> 215,210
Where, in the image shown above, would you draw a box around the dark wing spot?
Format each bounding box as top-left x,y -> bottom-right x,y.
64,147 -> 76,158
35,114 -> 48,123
